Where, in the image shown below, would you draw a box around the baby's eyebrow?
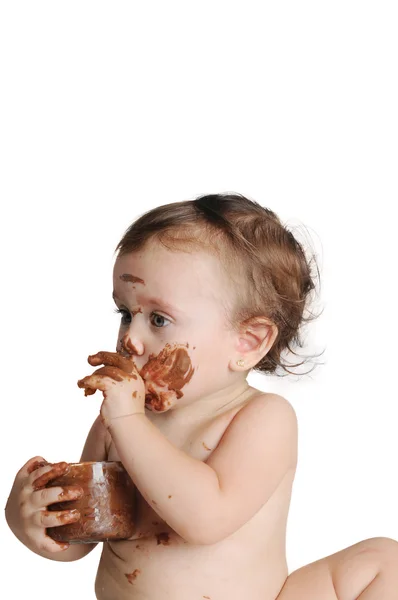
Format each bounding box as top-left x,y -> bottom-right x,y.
112,291 -> 183,315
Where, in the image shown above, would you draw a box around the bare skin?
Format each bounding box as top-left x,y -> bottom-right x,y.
96,398 -> 398,600
95,388 -> 294,600
91,245 -> 289,598
6,241 -> 398,598
7,410 -> 398,599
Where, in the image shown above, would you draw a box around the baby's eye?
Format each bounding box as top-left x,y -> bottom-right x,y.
114,308 -> 131,325
150,312 -> 170,328
113,308 -> 170,329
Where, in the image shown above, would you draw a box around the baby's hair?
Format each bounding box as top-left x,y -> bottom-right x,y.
114,192 -> 324,378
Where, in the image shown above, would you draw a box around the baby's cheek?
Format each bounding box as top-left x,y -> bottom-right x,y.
140,342 -> 196,411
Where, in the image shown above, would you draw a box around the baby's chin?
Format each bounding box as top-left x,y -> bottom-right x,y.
144,387 -> 178,413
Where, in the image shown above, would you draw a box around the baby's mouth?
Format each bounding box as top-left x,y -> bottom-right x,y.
144,381 -> 176,412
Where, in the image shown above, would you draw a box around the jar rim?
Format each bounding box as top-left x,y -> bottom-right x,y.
67,460 -> 122,466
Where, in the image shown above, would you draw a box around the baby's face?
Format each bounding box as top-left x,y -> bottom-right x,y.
112,242 -> 238,414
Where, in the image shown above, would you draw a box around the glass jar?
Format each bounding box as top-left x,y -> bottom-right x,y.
46,461 -> 136,544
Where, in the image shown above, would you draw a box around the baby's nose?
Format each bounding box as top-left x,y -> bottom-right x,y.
118,332 -> 144,357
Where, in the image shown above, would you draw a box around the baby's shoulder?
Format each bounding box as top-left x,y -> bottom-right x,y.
237,390 -> 298,452
246,388 -> 295,414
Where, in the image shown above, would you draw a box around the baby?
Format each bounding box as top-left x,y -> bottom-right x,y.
6,193 -> 398,599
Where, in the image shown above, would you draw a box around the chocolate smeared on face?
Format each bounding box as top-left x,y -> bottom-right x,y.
119,274 -> 145,285
119,333 -> 138,357
139,343 -> 195,412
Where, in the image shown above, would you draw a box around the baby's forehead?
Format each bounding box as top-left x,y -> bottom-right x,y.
114,246 -> 223,282
113,246 -> 230,304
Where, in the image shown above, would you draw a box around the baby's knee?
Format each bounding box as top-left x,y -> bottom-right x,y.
363,536 -> 398,565
330,536 -> 398,600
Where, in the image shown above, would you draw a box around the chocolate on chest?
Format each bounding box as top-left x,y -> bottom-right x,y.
103,445 -> 170,540
105,417 -> 232,539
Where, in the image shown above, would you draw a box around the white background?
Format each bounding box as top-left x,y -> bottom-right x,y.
1,1 -> 397,598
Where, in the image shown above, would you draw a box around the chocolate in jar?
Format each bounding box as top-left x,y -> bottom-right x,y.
46,461 -> 136,544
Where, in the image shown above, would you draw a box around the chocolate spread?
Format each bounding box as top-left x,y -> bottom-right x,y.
46,461 -> 135,544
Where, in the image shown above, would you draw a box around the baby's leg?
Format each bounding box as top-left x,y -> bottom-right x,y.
277,537 -> 398,599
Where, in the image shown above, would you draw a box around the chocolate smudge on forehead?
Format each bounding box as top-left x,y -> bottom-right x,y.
119,274 -> 145,285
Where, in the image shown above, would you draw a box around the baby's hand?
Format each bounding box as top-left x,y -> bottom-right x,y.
5,456 -> 83,553
77,351 -> 146,429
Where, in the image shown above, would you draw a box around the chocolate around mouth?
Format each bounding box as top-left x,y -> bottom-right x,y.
117,341 -> 195,412
144,385 -> 178,412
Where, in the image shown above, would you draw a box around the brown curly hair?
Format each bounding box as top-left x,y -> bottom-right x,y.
114,192 -> 324,377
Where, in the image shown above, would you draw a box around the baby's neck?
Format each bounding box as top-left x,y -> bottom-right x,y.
153,380 -> 252,425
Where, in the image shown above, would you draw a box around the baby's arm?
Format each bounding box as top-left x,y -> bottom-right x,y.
109,394 -> 297,545
201,395 -> 298,543
6,414 -> 108,562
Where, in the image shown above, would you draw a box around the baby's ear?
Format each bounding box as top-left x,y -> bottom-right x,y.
231,318 -> 278,370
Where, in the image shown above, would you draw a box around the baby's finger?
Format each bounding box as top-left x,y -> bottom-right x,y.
94,365 -> 137,382
82,386 -> 96,396
88,351 -> 136,374
33,532 -> 71,553
77,372 -> 112,396
78,366 -> 136,396
34,508 -> 81,529
31,485 -> 84,509
44,537 -> 70,552
32,462 -> 70,490
15,456 -> 48,483
27,459 -> 49,475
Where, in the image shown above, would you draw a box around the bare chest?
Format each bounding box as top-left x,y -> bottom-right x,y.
99,391 -> 294,599
106,400 -> 246,541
